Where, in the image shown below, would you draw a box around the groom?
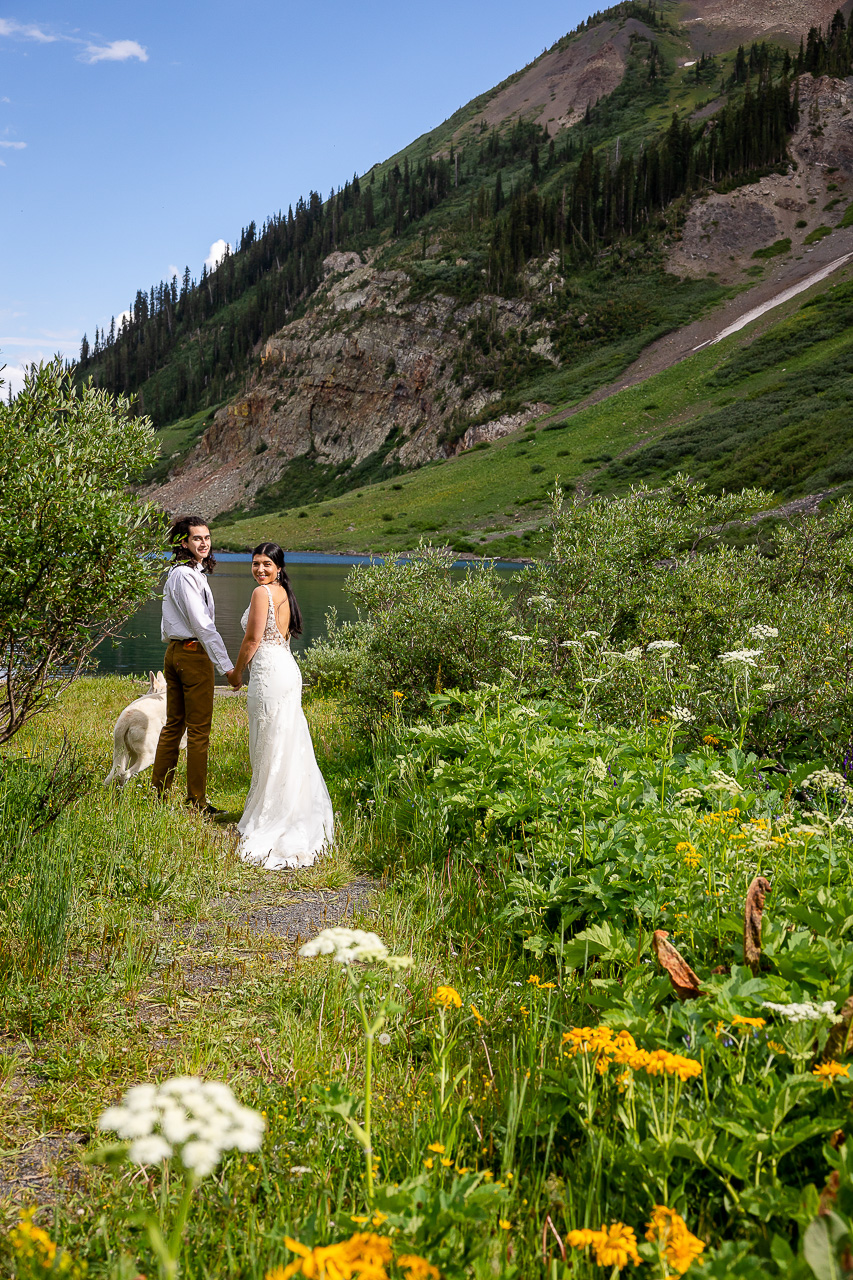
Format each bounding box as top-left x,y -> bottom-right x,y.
151,515 -> 240,815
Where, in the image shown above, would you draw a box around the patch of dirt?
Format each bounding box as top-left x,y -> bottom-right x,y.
212,876 -> 377,944
0,1134 -> 87,1205
455,19 -> 655,141
678,0 -> 852,51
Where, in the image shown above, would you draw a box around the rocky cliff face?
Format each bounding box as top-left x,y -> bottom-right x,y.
147,253 -> 552,518
679,0 -> 853,50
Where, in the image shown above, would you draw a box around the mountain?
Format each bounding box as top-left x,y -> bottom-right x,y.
76,0 -> 853,544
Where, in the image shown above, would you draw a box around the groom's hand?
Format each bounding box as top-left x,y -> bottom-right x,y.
226,668 -> 242,689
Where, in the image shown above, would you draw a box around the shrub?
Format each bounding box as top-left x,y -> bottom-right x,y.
518,478 -> 853,758
329,543 -> 514,729
0,359 -> 166,743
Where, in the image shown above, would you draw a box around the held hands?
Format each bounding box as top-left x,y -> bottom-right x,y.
226,668 -> 243,690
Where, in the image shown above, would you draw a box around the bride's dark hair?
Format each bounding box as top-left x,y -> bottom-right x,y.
252,542 -> 303,637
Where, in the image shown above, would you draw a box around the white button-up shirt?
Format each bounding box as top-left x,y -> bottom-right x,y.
160,562 -> 233,674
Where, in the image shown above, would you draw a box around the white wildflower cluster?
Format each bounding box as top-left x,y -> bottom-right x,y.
787,824 -> 823,839
560,640 -> 583,649
646,640 -> 680,652
98,1077 -> 264,1177
834,815 -> 853,833
670,705 -> 696,723
718,648 -> 763,668
749,625 -> 779,640
621,647 -> 643,662
709,769 -> 740,791
676,787 -> 703,804
527,594 -> 555,610
507,633 -> 532,643
299,927 -> 412,970
804,768 -> 849,794
762,1000 -> 841,1024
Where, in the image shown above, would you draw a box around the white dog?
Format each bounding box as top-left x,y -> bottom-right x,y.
105,671 -> 186,785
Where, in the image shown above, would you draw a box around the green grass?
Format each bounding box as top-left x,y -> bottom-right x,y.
143,405 -> 223,484
751,237 -> 791,259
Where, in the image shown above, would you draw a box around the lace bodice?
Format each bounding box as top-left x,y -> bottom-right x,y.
241,585 -> 289,647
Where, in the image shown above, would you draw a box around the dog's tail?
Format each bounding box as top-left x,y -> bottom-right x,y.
104,715 -> 132,786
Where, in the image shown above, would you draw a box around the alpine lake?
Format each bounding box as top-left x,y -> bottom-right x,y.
95,552 -> 525,681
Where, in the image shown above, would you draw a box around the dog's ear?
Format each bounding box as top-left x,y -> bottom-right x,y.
148,670 -> 157,689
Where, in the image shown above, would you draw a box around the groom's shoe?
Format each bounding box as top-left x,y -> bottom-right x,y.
186,799 -> 225,819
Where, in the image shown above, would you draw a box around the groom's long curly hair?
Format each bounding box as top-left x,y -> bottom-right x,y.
169,515 -> 217,573
253,542 -> 303,636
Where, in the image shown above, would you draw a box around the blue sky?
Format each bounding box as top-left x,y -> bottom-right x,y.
1,1 -> 590,396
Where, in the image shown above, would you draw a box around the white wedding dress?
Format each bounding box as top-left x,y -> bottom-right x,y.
237,585 -> 334,869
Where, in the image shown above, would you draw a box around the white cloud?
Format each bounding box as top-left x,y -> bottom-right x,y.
167,264 -> 180,280
0,140 -> 26,149
0,18 -> 57,42
205,239 -> 230,271
115,309 -> 132,329
1,97 -> 10,104
82,39 -> 147,64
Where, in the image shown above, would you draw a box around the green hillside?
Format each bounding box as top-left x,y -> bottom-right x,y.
212,269 -> 853,554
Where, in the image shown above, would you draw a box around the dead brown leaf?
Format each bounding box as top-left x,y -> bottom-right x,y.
651,930 -> 704,1000
744,875 -> 771,976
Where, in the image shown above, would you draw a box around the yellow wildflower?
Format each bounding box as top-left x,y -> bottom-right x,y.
398,1256 -> 440,1280
498,1220 -> 512,1231
431,986 -> 462,1010
814,1061 -> 850,1082
440,1158 -> 453,1167
703,734 -> 720,746
568,1223 -> 641,1268
645,1205 -> 705,1276
274,1232 -> 393,1279
427,1142 -> 445,1153
527,974 -> 541,985
732,1016 -> 766,1030
470,1003 -> 485,1024
423,1158 -> 434,1170
392,691 -> 404,700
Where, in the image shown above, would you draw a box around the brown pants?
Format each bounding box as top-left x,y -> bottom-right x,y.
151,641 -> 215,806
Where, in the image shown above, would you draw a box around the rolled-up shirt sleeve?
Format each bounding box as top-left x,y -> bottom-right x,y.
168,567 -> 233,674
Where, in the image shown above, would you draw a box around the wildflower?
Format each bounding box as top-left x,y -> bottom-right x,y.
703,734 -> 720,746
732,1016 -> 766,1029
378,1033 -> 391,1046
718,648 -> 763,668
431,986 -> 462,1009
677,787 -> 703,803
527,974 -> 541,985
670,705 -> 696,723
621,647 -> 643,661
10,1210 -> 86,1278
582,629 -> 601,638
507,633 -> 532,643
423,1158 -> 434,1169
813,1061 -> 850,1081
645,1205 -> 705,1276
427,1142 -> 446,1153
440,1157 -> 453,1167
763,1000 -> 840,1024
99,1076 -> 264,1177
647,640 -> 680,652
768,1041 -> 787,1055
273,1232 -> 393,1280
398,1256 -> 441,1280
749,624 -> 778,640
470,1004 -> 485,1024
804,768 -> 848,793
499,1219 -> 512,1230
299,927 -> 411,969
568,1224 -> 641,1268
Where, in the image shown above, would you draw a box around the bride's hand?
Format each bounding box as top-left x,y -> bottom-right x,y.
227,668 -> 242,690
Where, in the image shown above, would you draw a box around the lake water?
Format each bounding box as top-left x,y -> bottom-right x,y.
95,553 -> 524,681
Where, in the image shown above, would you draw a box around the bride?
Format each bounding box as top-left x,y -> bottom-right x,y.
231,542 -> 334,869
